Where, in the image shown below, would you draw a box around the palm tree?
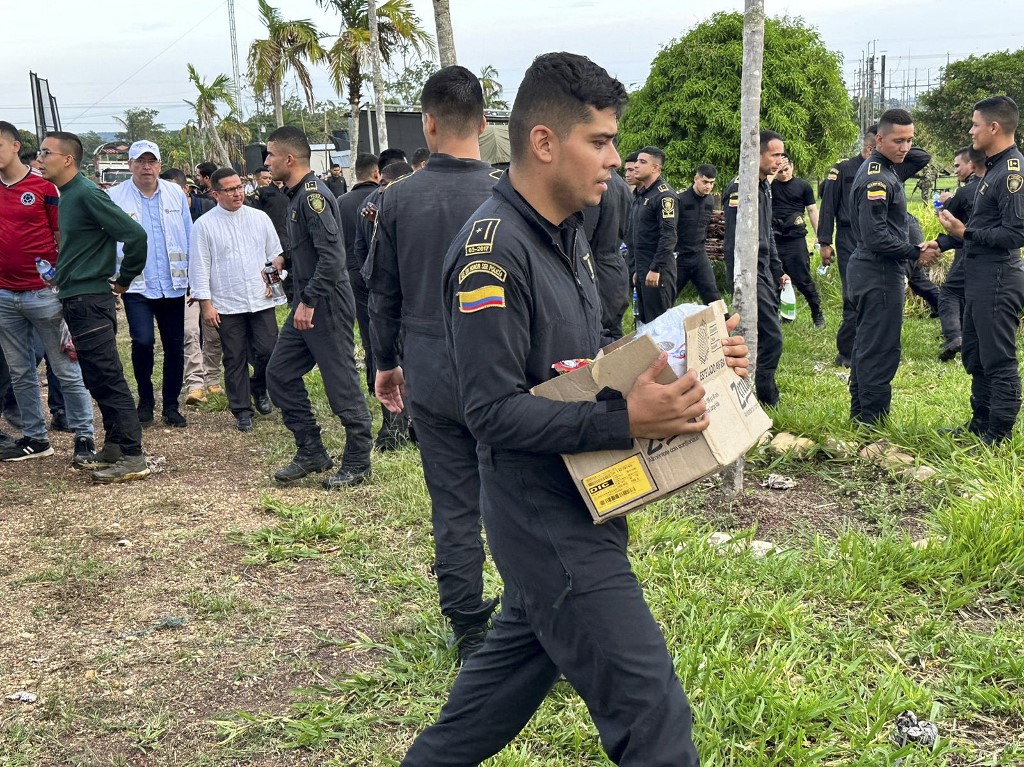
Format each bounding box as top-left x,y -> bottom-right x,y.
247,0 -> 326,128
479,65 -> 509,110
431,0 -> 457,67
217,115 -> 253,168
316,0 -> 435,157
184,64 -> 234,167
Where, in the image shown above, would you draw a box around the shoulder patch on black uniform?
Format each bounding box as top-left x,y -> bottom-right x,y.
1008,174 -> 1023,194
661,196 -> 675,219
827,168 -> 839,181
657,183 -> 669,193
465,218 -> 501,256
727,192 -> 739,208
304,180 -> 318,191
1008,158 -> 1020,172
868,162 -> 882,174
307,192 -> 326,213
459,260 -> 507,284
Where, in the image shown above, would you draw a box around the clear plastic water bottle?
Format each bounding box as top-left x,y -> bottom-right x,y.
817,263 -> 830,277
932,191 -> 942,211
264,260 -> 286,300
35,257 -> 58,294
632,287 -> 639,319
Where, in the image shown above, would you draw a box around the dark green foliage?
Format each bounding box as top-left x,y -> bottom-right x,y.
915,50 -> 1024,158
618,13 -> 857,187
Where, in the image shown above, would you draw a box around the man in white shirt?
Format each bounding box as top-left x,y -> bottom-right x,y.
108,140 -> 192,428
189,168 -> 286,432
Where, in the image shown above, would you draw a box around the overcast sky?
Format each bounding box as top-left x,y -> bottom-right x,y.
4,0 -> 1021,136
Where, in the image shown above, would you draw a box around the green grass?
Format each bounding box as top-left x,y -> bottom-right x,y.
218,261 -> 1024,766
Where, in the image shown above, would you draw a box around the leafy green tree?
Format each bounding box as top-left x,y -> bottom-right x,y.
915,50 -> 1024,158
113,108 -> 165,143
247,0 -> 326,128
184,64 -> 235,166
618,13 -> 857,187
315,0 -> 435,156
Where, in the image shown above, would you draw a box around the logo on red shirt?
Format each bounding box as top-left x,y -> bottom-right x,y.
21,192 -> 36,206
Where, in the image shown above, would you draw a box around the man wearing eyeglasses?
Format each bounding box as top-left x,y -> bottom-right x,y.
107,140 -> 191,429
35,131 -> 151,483
188,167 -> 286,432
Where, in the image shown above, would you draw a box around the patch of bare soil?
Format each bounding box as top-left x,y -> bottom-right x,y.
0,407 -> 376,766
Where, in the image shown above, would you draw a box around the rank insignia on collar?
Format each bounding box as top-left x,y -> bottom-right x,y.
1008,158 -> 1020,172
868,162 -> 882,174
1008,174 -> 1023,194
657,183 -> 669,193
465,218 -> 501,256
307,192 -> 326,213
304,180 -> 318,191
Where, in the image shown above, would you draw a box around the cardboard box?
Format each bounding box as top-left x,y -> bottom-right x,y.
532,301 -> 772,523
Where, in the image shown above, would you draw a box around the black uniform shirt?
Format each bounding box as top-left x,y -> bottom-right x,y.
339,180 -> 379,274
442,173 -> 630,457
770,176 -> 815,238
582,172 -> 632,256
849,149 -> 923,262
949,145 -> 1024,261
251,183 -> 291,252
627,176 -> 677,274
284,171 -> 350,309
325,174 -> 348,198
722,178 -> 784,282
675,186 -> 716,257
364,154 -> 501,371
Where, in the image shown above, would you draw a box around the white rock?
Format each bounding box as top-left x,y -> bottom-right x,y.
749,540 -> 778,558
5,691 -> 37,704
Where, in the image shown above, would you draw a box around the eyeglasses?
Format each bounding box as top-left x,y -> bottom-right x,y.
214,185 -> 245,194
36,148 -> 71,159
131,158 -> 160,167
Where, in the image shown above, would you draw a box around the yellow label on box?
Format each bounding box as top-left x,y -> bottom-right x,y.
583,455 -> 656,516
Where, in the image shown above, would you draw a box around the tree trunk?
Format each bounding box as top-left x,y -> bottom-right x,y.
367,0 -> 389,150
272,81 -> 284,128
432,0 -> 457,67
721,0 -> 765,499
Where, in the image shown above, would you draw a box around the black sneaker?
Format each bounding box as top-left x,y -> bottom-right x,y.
322,465 -> 372,490
73,436 -> 96,466
274,448 -> 333,483
0,437 -> 54,462
812,313 -> 826,329
254,393 -> 273,416
162,409 -> 187,428
834,354 -> 852,368
938,337 -> 962,362
75,442 -> 122,470
50,410 -> 74,433
137,400 -> 154,425
235,414 -> 254,432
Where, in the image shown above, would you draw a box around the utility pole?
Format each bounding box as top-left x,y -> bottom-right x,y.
228,0 -> 243,118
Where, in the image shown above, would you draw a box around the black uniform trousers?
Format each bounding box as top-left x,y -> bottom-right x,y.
834,225 -> 858,361
595,249 -> 629,341
121,293 -> 186,412
266,303 -> 372,470
635,263 -> 677,325
402,451 -> 698,767
938,252 -> 965,344
961,258 -> 1024,439
904,263 -> 940,314
60,293 -> 143,455
848,254 -> 905,425
403,331 -> 487,618
675,250 -> 722,305
775,236 -> 821,316
756,273 -> 784,406
218,308 -> 278,419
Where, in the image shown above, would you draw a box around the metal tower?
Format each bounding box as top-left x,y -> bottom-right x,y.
228,0 -> 243,118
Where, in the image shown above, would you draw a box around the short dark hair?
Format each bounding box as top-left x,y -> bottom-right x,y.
0,121 -> 21,143
210,167 -> 240,189
267,126 -> 312,162
974,95 -> 1019,136
624,152 -> 639,164
420,65 -> 484,138
637,146 -> 665,167
963,146 -> 986,167
45,131 -> 84,166
330,162 -> 340,169
411,147 -> 430,165
695,164 -> 717,179
759,130 -> 784,153
354,152 -> 379,180
255,165 -> 271,175
381,161 -> 413,183
196,161 -> 217,179
509,52 -> 628,163
160,168 -> 187,186
877,109 -> 914,134
866,124 -> 879,137
378,147 -> 407,171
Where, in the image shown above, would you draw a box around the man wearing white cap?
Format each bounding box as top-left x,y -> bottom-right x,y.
107,139 -> 192,427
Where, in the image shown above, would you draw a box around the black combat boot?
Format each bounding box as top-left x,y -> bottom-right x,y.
274,431 -> 333,483
449,597 -> 500,665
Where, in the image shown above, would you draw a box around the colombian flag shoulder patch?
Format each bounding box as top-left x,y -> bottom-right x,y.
458,285 -> 506,313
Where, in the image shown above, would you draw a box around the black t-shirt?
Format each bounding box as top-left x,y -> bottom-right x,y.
770,177 -> 815,238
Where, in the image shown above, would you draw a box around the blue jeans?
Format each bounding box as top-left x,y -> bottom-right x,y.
0,288 -> 94,440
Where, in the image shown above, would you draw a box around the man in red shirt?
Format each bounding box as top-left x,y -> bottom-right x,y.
0,121 -> 95,463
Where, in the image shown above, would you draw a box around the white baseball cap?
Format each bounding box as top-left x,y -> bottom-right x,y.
128,140 -> 161,162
